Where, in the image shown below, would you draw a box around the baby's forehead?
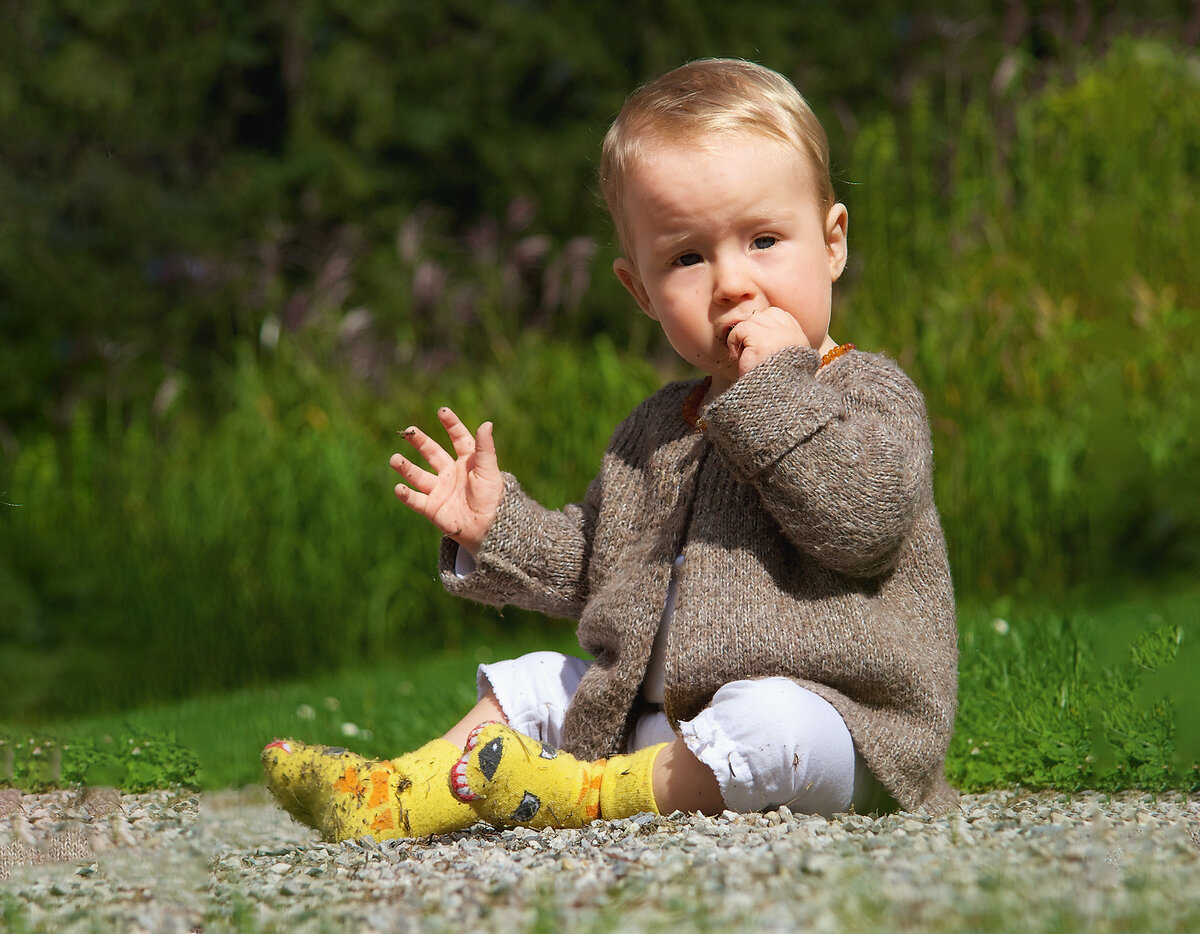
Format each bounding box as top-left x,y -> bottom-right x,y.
632,127 -> 815,175
625,131 -> 820,198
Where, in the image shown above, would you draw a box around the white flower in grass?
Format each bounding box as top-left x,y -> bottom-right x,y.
340,722 -> 360,738
296,704 -> 316,721
992,618 -> 1010,635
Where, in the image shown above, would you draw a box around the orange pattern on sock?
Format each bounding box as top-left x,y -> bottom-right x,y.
370,811 -> 395,835
333,766 -> 361,795
584,766 -> 605,819
368,769 -> 390,807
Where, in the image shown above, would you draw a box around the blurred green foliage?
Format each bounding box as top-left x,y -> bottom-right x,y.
1,5 -> 1199,739
846,39 -> 1200,590
0,335 -> 659,716
2,0 -> 1190,434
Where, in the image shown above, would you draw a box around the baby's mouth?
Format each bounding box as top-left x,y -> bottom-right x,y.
719,308 -> 764,344
720,316 -> 748,344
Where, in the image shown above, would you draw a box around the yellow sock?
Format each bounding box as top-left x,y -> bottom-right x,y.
261,737 -> 477,842
449,722 -> 664,829
598,742 -> 665,821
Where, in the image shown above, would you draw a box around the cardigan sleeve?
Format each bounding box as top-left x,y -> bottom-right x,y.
435,384 -> 686,619
700,346 -> 932,579
438,471 -> 596,620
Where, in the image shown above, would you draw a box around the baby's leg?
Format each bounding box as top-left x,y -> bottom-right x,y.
627,707 -> 723,815
451,651 -> 669,828
651,738 -> 725,815
451,721 -> 664,828
451,662 -> 865,825
472,650 -> 591,747
442,688 -> 506,747
262,651 -> 589,840
675,678 -> 888,816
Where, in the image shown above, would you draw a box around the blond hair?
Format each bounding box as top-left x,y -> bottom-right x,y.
600,59 -> 836,256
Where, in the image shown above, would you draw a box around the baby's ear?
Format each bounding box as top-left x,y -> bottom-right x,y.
613,257 -> 657,320
825,203 -> 849,282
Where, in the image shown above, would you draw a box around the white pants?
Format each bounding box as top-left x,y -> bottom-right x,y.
478,651 -> 888,816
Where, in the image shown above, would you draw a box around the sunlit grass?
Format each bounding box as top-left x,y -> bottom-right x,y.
950,576 -> 1200,794
7,579 -> 1196,794
26,630 -> 580,790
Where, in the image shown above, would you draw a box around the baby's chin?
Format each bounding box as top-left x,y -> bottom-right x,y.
712,352 -> 739,379
705,362 -> 739,396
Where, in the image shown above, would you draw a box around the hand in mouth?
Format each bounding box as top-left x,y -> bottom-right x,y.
720,308 -> 764,346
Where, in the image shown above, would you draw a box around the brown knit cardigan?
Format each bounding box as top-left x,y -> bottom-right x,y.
440,346 -> 959,814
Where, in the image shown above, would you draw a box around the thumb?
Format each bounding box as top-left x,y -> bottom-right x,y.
473,421 -> 499,472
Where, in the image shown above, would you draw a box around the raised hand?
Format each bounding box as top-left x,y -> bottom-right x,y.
390,407 -> 503,554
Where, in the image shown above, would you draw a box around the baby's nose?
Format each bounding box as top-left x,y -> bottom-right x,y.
712,260 -> 757,304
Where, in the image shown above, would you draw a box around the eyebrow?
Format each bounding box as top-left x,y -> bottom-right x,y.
647,210 -> 796,248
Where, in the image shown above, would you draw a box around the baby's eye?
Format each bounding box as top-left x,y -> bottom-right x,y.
752,236 -> 778,250
673,252 -> 703,267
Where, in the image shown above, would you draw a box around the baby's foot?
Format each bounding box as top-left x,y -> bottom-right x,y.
262,737 -> 477,842
449,722 -> 602,829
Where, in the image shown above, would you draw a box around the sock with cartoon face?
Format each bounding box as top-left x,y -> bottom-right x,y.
450,722 -> 665,829
261,737 -> 478,842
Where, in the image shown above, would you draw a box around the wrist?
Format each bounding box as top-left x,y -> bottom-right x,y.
451,530 -> 485,555
451,506 -> 498,556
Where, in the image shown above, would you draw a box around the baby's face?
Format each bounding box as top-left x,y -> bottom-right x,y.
613,134 -> 847,394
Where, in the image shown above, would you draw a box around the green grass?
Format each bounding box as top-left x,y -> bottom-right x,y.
4,580 -> 1197,795
950,576 -> 1200,794
9,629 -> 580,791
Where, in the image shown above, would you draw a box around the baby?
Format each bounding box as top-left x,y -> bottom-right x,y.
263,58 -> 959,841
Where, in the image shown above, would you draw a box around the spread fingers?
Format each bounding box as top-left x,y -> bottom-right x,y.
397,424 -> 455,473
389,453 -> 437,495
436,407 -> 479,459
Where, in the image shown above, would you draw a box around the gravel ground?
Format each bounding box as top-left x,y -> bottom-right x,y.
2,786 -> 1199,933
